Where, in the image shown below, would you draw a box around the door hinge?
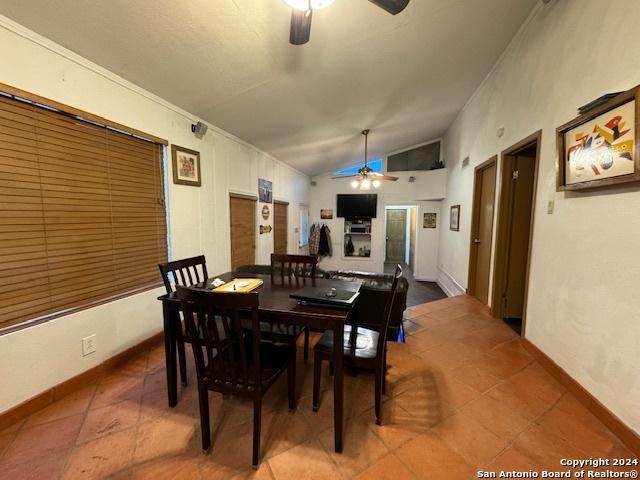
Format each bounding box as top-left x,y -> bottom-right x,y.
512,170 -> 519,180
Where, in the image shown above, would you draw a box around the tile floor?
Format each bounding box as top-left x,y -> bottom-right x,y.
0,295 -> 637,479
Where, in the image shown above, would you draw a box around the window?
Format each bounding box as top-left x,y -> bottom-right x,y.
387,141 -> 442,172
0,91 -> 168,331
334,158 -> 383,176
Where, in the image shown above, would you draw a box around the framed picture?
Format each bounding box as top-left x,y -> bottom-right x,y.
258,178 -> 273,203
171,145 -> 201,187
450,205 -> 460,231
320,209 -> 333,219
423,212 -> 437,228
557,85 -> 640,191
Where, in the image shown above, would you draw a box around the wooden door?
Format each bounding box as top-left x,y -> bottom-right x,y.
273,201 -> 288,254
468,158 -> 497,304
504,153 -> 536,318
385,209 -> 407,263
229,195 -> 256,270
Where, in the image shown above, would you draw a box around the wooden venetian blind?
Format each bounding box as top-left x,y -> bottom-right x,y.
0,93 -> 167,330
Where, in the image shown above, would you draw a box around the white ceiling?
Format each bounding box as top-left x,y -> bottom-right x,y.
0,0 -> 537,175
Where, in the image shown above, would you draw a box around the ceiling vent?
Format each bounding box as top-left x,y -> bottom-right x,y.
387,141 -> 443,172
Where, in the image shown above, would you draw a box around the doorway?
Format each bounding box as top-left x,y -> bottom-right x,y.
492,131 -> 541,336
273,200 -> 288,254
467,157 -> 497,305
229,193 -> 256,270
385,209 -> 407,263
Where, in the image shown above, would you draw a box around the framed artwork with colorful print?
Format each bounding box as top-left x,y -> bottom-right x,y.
557,85 -> 640,191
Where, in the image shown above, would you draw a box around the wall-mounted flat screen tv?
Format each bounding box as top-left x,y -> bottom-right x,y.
336,194 -> 377,219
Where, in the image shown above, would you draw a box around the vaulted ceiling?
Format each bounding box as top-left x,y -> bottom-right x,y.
0,0 -> 537,175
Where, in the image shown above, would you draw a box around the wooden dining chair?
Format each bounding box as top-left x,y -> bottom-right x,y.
175,286 -> 296,468
270,253 -> 318,361
158,255 -> 209,386
312,264 -> 402,425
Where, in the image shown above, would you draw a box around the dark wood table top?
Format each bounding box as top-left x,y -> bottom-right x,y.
158,272 -> 362,324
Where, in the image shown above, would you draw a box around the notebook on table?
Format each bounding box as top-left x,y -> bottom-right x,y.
212,278 -> 263,293
290,286 -> 360,309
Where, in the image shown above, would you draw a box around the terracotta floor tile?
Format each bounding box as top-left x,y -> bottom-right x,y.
2,413 -> 83,467
267,439 -> 341,480
485,445 -> 540,472
91,373 -> 144,410
0,431 -> 16,459
133,415 -> 198,464
318,416 -> 388,478
508,363 -> 565,404
433,410 -> 509,467
0,448 -> 70,480
353,453 -> 417,480
63,427 -> 136,479
449,363 -> 501,393
538,393 -> 618,456
199,420 -> 258,479
458,323 -> 517,352
511,424 -> 587,470
460,394 -> 531,442
486,377 -> 556,422
77,399 -> 141,444
113,353 -> 149,377
359,400 -> 426,450
416,340 -> 485,372
475,343 -> 532,380
395,432 -> 475,480
23,385 -> 96,428
143,366 -> 168,395
261,409 -> 315,458
131,453 -> 203,480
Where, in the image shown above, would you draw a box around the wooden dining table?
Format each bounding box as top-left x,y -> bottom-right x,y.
157,271 -> 362,453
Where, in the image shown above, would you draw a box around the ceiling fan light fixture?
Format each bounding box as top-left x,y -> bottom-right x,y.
350,179 -> 360,189
285,0 -> 334,11
360,178 -> 372,190
372,179 -> 381,188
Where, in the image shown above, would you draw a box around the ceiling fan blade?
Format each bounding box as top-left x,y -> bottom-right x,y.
367,0 -> 410,15
331,174 -> 359,179
372,173 -> 399,181
290,8 -> 313,45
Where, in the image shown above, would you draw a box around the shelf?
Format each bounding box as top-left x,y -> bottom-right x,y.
344,232 -> 371,236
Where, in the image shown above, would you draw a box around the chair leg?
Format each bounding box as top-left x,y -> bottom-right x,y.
177,338 -> 188,386
287,349 -> 296,411
382,351 -> 387,395
198,385 -> 211,453
303,328 -> 310,363
312,351 -> 322,412
252,398 -> 262,468
374,369 -> 382,426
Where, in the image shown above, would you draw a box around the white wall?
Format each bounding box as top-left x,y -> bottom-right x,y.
309,169 -> 445,277
439,1 -> 640,434
0,17 -> 309,413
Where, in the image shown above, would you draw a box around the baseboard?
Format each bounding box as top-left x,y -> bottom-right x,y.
0,331 -> 164,431
522,338 -> 640,456
436,267 -> 466,297
413,276 -> 437,282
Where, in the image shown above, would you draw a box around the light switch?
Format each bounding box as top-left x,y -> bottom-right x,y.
547,200 -> 554,214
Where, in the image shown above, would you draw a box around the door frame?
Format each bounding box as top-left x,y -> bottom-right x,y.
467,156 -> 497,302
490,130 -> 542,337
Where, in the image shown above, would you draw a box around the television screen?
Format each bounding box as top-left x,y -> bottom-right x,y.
336,194 -> 377,218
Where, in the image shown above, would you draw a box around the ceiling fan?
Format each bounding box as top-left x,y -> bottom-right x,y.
287,0 -> 410,45
333,129 -> 399,190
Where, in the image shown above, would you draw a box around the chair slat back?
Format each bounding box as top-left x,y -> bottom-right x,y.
270,254 -> 318,279
375,265 -> 403,363
159,256 -> 209,293
175,286 -> 262,392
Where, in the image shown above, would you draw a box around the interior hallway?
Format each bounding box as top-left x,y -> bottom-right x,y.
0,295 -> 634,479
384,262 -> 447,307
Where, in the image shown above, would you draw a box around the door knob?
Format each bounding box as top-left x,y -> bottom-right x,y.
473,239 -> 481,244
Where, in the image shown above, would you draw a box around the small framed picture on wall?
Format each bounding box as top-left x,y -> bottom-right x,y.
171,145 -> 201,187
450,205 -> 460,231
423,212 -> 437,228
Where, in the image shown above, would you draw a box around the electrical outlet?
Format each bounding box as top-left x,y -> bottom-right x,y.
82,334 -> 96,356
547,200 -> 555,214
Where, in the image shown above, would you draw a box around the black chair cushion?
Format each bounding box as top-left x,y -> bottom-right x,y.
314,325 -> 379,359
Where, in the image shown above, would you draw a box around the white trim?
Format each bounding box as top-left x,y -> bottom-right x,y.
0,14 -> 308,181
385,137 -> 443,158
413,276 -> 437,282
436,267 -> 466,297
